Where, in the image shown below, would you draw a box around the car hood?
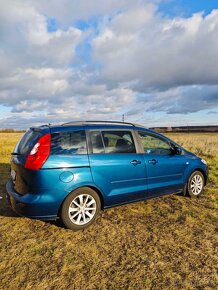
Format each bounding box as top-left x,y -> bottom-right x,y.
183,149 -> 199,159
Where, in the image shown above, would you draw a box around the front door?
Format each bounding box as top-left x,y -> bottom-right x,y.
137,131 -> 186,196
88,130 -> 147,207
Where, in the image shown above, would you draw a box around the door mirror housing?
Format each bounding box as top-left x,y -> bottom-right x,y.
170,144 -> 182,155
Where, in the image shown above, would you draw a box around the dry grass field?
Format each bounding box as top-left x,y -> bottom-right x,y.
0,132 -> 217,289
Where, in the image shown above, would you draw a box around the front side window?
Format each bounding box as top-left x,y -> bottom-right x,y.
138,131 -> 171,155
90,130 -> 136,154
51,130 -> 87,155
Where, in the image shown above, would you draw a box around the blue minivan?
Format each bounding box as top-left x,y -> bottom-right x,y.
6,121 -> 208,230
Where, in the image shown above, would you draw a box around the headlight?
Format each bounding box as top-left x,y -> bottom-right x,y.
201,159 -> 207,165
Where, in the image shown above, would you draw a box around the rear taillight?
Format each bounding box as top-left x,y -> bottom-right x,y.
25,134 -> 51,170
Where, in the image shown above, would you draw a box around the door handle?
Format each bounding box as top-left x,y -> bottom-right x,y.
148,159 -> 158,165
130,160 -> 141,166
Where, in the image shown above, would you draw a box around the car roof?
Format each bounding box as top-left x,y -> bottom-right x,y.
32,121 -> 156,134
61,120 -> 142,127
30,121 -> 181,147
50,120 -> 148,132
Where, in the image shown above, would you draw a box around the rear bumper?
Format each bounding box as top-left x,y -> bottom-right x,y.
6,180 -> 58,220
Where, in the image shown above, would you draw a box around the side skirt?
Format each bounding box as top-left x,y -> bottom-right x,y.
103,189 -> 183,210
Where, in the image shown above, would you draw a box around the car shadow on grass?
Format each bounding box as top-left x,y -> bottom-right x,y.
0,162 -> 20,218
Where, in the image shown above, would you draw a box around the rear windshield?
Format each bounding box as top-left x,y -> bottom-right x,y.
51,130 -> 87,155
14,129 -> 42,155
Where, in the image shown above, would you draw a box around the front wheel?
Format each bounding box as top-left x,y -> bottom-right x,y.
187,171 -> 205,198
61,187 -> 101,231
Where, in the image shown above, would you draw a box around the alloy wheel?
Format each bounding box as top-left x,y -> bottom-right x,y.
190,174 -> 203,195
68,194 -> 97,225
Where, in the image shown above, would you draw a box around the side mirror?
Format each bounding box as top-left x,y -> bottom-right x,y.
170,144 -> 182,155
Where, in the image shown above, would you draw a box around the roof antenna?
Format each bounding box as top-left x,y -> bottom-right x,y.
122,114 -> 125,122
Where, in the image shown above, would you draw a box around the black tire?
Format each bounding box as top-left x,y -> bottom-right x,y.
61,187 -> 101,231
186,171 -> 205,198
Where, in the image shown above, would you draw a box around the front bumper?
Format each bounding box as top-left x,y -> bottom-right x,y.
6,180 -> 58,220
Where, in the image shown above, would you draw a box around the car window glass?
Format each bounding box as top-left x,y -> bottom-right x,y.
90,130 -> 136,154
51,130 -> 87,155
138,131 -> 171,155
102,131 -> 136,153
15,129 -> 42,156
90,131 -> 105,154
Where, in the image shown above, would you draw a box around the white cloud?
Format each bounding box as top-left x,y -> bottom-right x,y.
0,0 -> 217,128
136,85 -> 218,114
93,8 -> 218,89
0,0 -> 83,71
34,0 -> 148,26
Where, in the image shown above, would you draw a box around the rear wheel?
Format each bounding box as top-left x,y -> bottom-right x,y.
187,171 -> 204,198
61,187 -> 101,231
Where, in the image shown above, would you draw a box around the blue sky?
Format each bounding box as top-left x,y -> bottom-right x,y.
0,0 -> 217,129
159,0 -> 218,17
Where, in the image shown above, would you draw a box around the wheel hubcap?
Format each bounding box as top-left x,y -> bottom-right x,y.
190,174 -> 203,195
68,194 -> 96,225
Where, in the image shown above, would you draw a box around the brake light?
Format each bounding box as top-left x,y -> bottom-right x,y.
25,134 -> 51,170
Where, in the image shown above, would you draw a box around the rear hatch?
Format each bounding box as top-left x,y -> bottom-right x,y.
10,126 -> 50,195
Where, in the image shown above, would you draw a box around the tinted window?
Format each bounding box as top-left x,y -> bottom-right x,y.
51,130 -> 87,155
90,131 -> 105,154
138,131 -> 171,155
14,129 -> 42,155
90,130 -> 136,154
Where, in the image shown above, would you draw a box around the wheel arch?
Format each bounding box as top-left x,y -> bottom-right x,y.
182,167 -> 207,196
182,168 -> 207,197
57,185 -> 105,217
189,168 -> 207,185
86,185 -> 105,210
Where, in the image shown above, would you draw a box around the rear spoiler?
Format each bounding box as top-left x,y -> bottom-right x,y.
30,124 -> 51,132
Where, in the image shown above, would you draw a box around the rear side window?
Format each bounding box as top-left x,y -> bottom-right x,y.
51,130 -> 87,155
90,130 -> 136,154
14,129 -> 42,155
90,131 -> 105,154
